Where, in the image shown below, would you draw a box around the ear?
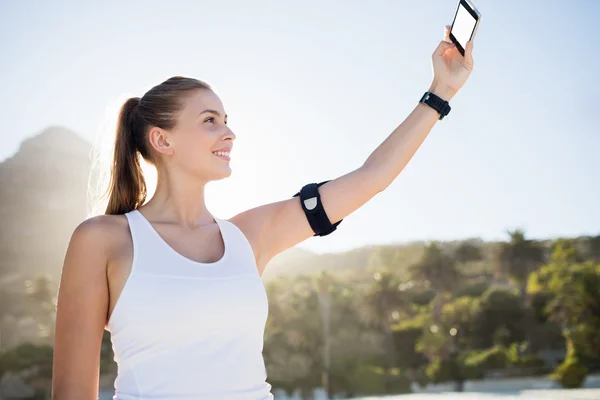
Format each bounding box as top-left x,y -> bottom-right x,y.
148,127 -> 174,156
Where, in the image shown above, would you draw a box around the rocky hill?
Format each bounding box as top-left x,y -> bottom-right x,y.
0,127 -> 92,281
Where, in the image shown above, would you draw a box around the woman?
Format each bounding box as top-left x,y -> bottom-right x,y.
51,25 -> 474,399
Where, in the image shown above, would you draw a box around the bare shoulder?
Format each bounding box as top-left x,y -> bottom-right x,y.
74,213 -> 128,237
71,214 -> 130,256
227,208 -> 274,274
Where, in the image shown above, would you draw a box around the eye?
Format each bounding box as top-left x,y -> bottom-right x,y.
204,117 -> 215,124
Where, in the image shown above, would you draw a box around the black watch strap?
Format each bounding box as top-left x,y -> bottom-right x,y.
420,91 -> 451,120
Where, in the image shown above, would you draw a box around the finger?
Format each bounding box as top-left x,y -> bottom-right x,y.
464,40 -> 474,65
445,25 -> 451,42
434,40 -> 455,57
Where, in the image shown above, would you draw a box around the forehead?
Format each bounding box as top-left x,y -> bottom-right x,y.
181,89 -> 226,116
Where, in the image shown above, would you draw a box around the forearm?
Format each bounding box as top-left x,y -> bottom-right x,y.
362,84 -> 456,191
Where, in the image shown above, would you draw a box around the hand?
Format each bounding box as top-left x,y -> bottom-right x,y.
429,25 -> 475,101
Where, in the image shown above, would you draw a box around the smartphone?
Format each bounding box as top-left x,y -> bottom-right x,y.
450,0 -> 481,56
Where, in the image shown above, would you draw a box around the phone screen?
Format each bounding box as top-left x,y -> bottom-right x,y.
451,2 -> 478,50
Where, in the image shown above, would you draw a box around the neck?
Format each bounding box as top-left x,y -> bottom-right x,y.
141,167 -> 212,228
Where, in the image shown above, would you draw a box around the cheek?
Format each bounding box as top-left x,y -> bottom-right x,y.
176,129 -> 213,166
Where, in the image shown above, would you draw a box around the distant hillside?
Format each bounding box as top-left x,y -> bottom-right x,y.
0,127 -> 92,280
262,239 -> 499,281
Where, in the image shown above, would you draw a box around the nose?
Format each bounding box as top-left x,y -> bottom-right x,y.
223,126 -> 236,141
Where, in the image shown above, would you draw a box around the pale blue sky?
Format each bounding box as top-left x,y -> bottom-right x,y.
1,0 -> 598,254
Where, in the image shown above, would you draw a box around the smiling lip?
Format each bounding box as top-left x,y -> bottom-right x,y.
213,153 -> 230,161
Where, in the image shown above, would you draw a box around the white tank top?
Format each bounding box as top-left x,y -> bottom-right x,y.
105,209 -> 273,400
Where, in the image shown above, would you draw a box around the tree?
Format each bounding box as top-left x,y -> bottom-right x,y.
471,287 -> 526,349
496,229 -> 545,288
528,241 -> 600,361
454,240 -> 483,265
364,269 -> 408,390
584,234 -> 600,262
495,229 -> 545,350
410,242 -> 462,322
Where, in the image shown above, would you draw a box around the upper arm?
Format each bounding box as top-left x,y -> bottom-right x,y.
52,217 -> 112,399
237,165 -> 383,271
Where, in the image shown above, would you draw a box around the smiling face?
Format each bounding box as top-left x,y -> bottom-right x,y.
149,88 -> 236,182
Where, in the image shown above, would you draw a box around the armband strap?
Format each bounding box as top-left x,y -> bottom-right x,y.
293,180 -> 342,237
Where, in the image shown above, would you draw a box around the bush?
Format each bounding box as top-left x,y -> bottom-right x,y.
455,281 -> 489,298
28,389 -> 48,400
0,343 -> 54,379
554,355 -> 588,388
426,356 -> 484,384
461,361 -> 485,381
413,367 -> 429,388
391,320 -> 428,370
465,346 -> 510,370
346,365 -> 411,395
386,368 -> 412,394
426,358 -> 452,384
513,354 -> 545,368
341,365 -> 387,395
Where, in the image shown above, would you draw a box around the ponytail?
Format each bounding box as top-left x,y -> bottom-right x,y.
105,97 -> 147,215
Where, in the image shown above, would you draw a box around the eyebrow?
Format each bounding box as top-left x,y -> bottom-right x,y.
198,109 -> 227,118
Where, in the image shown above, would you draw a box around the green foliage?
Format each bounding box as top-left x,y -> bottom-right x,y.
408,288 -> 436,306
471,287 -> 526,348
413,367 -> 429,388
426,356 -> 484,384
461,361 -> 485,380
584,235 -> 600,261
455,280 -> 489,298
496,229 -> 546,284
336,365 -> 411,395
0,343 -> 54,379
464,346 -> 509,370
506,342 -> 545,368
527,241 -> 600,360
439,296 -> 478,346
385,368 -> 412,394
453,241 -> 483,265
425,358 -> 452,384
554,354 -> 588,388
31,388 -> 50,400
409,242 -> 462,293
391,318 -> 428,370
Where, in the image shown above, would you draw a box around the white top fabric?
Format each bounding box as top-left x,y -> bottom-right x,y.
105,209 -> 273,400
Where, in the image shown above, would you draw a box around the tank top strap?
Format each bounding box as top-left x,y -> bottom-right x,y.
123,209 -> 153,273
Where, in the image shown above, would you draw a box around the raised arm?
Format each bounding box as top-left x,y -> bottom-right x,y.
232,26 -> 474,275
52,217 -> 112,399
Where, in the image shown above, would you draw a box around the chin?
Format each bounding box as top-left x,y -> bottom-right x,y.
212,167 -> 232,181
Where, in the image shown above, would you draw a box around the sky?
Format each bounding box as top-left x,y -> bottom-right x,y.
1,0 -> 599,254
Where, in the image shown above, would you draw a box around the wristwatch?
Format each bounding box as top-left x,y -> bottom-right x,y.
420,91 -> 451,120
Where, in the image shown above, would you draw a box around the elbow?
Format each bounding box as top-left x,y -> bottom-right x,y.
360,163 -> 390,194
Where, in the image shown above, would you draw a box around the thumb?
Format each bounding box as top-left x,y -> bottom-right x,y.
433,40 -> 455,57
464,40 -> 474,66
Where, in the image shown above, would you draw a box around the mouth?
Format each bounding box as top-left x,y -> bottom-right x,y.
212,151 -> 231,161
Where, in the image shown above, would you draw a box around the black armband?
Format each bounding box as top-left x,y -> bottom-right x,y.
293,180 -> 342,237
